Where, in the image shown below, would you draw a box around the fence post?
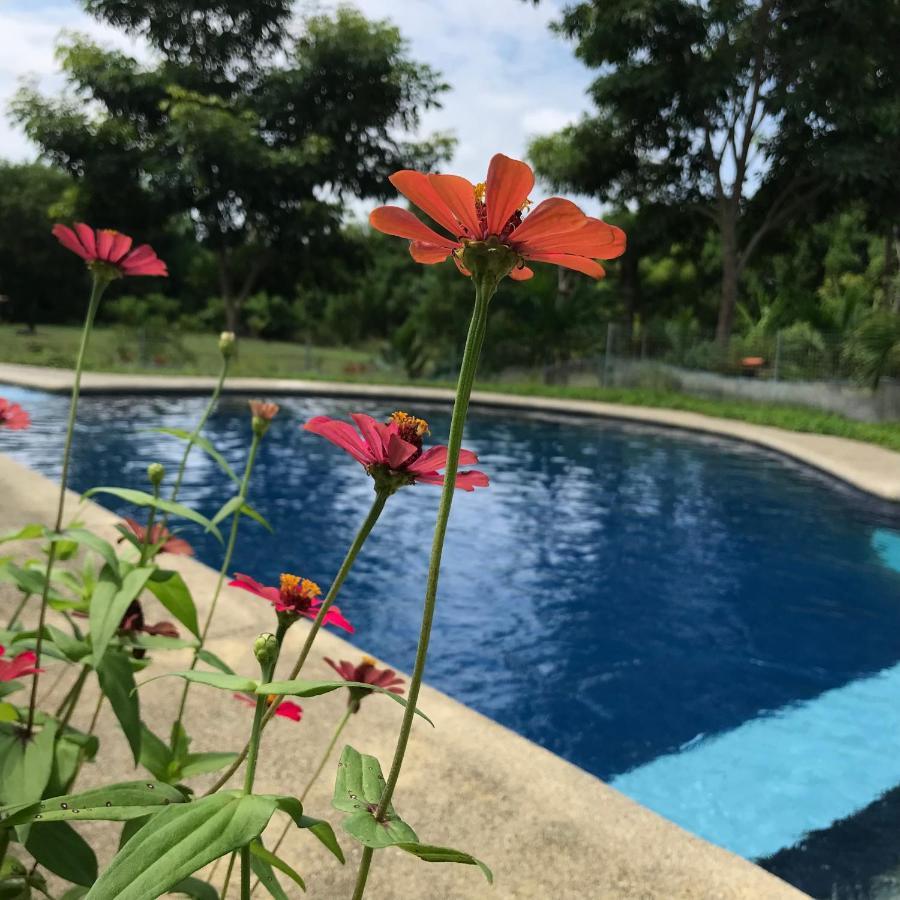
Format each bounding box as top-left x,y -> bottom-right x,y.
773,330 -> 783,382
603,322 -> 616,387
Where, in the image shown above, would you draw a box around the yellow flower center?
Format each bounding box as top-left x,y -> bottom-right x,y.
473,182 -> 486,203
279,573 -> 321,598
390,411 -> 430,441
361,655 -> 377,667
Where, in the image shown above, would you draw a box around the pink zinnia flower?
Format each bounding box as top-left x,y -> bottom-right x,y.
325,655 -> 405,712
228,573 -> 353,633
52,223 -> 167,277
233,693 -> 302,722
304,410 -> 489,492
0,398 -> 30,430
0,646 -> 42,682
369,153 -> 626,280
121,518 -> 194,556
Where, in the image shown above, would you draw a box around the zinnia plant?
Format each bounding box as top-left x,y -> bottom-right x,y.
0,398 -> 30,430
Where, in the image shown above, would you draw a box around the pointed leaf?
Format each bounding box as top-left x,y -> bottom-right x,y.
139,725 -> 173,782
208,495 -> 243,529
240,502 -> 273,533
196,649 -> 235,675
48,529 -> 120,578
146,570 -> 199,637
179,752 -> 239,779
0,719 -> 57,808
97,650 -> 142,763
84,792 -> 278,900
250,840 -> 305,894
92,566 -> 154,668
343,809 -> 418,848
138,671 -> 258,693
0,781 -> 185,827
395,842 -> 493,883
169,876 -> 219,900
150,427 -> 238,484
85,488 -> 222,542
258,680 -> 433,726
26,821 -> 98,886
267,795 -> 344,863
0,524 -> 46,544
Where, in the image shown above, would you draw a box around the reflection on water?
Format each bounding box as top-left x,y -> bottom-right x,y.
3,385 -> 900,879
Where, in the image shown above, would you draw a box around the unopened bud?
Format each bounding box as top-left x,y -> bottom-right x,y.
219,331 -> 236,358
249,400 -> 279,437
253,632 -> 279,666
147,463 -> 165,487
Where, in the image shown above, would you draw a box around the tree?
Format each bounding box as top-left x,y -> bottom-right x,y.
529,0 -> 900,345
0,162 -> 75,330
12,2 -> 451,330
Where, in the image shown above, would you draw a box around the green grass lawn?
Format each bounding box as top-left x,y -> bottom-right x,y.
2,324 -> 899,452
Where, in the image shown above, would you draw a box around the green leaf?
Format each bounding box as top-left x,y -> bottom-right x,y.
0,719 -> 58,808
394,842 -> 493,884
0,524 -> 45,544
128,634 -> 198,652
97,650 -> 142,763
208,495 -> 242,529
150,428 -> 239,484
139,670 -> 258,694
196,649 -> 235,675
84,792 -> 278,900
26,821 -> 98,886
178,752 -> 239,779
0,781 -> 185,827
0,702 -> 18,720
343,809 -> 418,849
146,570 -> 199,637
48,726 -> 99,796
45,625 -> 90,663
119,815 -> 151,849
85,488 -> 223,543
168,876 -> 219,900
48,529 -> 121,578
91,566 -> 154,668
267,795 -> 344,863
139,725 -> 172,782
249,840 -> 305,894
61,889 -> 90,900
240,502 -> 273,533
258,680 -> 433,726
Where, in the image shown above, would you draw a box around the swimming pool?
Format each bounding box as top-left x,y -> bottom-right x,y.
3,385 -> 900,896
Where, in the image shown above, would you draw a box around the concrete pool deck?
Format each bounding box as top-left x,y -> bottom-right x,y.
0,452 -> 809,898
1,360 -> 899,502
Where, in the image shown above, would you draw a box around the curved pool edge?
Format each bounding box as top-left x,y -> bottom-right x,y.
0,451 -> 808,898
2,360 -> 898,503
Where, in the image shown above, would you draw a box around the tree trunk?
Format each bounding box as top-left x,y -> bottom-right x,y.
715,207 -> 740,347
885,225 -> 899,312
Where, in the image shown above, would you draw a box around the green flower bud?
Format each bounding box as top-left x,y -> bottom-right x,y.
219,331 -> 236,358
147,462 -> 165,487
253,632 -> 279,666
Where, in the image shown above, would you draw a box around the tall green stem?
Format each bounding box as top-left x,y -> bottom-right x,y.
204,490 -> 388,795
6,592 -> 31,629
168,357 -> 229,511
173,431 -> 262,733
26,274 -> 109,735
138,482 -> 160,566
351,277 -> 494,900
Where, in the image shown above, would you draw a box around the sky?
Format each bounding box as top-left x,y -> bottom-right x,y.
0,0 -> 602,213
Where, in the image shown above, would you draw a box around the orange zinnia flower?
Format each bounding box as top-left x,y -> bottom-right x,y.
369,153 -> 626,281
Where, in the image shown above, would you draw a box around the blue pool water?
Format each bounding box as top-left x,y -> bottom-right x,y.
3,386 -> 900,886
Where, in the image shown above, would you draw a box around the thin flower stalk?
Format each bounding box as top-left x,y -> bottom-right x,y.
351,269 -> 497,900
172,428 -> 263,733
26,272 -> 110,735
204,488 -> 390,795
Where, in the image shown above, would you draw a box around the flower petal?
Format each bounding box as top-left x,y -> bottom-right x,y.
409,241 -> 452,265
322,605 -> 354,633
274,700 -> 303,721
228,574 -> 280,605
390,170 -> 464,237
506,198 -> 588,246
369,206 -> 459,249
74,223 -> 97,258
96,229 -> 116,261
350,413 -> 388,464
525,253 -> 607,279
109,232 -> 133,262
509,265 -> 534,281
521,219 -> 626,259
413,470 -> 490,491
485,154 -> 534,236
52,224 -> 91,261
428,174 -> 482,238
304,416 -> 373,466
386,433 -> 418,470
407,444 -> 479,474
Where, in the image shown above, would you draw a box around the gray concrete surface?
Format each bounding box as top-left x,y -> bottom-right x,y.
1,360 -> 898,501
0,453 -> 809,898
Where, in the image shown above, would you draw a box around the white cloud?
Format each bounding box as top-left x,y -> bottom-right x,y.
0,0 -> 604,213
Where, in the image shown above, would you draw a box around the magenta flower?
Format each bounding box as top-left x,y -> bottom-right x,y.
52,223 -> 167,277
0,398 -> 30,430
228,573 -> 353,633
233,693 -> 302,722
325,655 -> 405,712
0,646 -> 42,682
304,410 -> 489,492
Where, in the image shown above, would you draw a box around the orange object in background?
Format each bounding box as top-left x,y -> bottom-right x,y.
741,356 -> 765,377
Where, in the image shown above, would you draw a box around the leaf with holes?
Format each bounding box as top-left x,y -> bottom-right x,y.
84,792 -> 278,900
0,781 -> 185,827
